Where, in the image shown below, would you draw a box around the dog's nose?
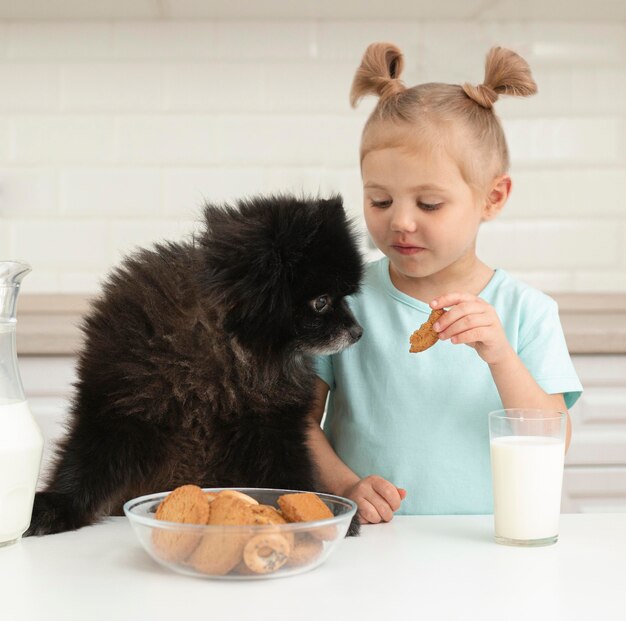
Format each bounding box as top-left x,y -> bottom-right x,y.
349,324 -> 363,342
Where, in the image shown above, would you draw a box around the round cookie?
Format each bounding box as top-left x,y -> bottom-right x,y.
249,504 -> 287,525
230,509 -> 291,577
187,495 -> 257,576
215,489 -> 258,505
409,308 -> 444,353
243,533 -> 291,574
152,484 -> 210,563
249,504 -> 294,550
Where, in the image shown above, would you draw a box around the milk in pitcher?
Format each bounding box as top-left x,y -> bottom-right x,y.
0,261 -> 43,545
0,399 -> 43,545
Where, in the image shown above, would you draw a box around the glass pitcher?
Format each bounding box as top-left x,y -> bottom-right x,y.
0,261 -> 43,546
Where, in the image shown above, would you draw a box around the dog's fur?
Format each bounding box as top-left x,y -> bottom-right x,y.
27,194 -> 363,537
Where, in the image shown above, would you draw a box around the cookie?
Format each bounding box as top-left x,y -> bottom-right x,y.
286,533 -> 324,567
278,492 -> 333,522
277,492 -> 336,541
249,504 -> 294,550
409,308 -> 444,353
243,533 -> 291,574
187,494 -> 257,576
229,506 -> 292,576
249,504 -> 286,525
215,489 -> 258,505
152,484 -> 210,562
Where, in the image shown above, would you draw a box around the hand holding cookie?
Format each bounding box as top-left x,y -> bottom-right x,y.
429,293 -> 512,365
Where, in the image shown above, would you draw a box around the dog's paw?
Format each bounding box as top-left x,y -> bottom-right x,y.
346,513 -> 361,537
25,491 -> 86,537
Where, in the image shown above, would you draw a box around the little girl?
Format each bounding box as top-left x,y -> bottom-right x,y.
308,43 -> 583,524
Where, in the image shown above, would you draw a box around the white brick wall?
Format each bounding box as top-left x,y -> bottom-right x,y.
0,19 -> 624,293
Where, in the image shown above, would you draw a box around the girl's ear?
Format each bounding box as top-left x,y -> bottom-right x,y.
482,175 -> 511,221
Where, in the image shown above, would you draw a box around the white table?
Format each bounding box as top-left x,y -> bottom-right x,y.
1,514 -> 625,621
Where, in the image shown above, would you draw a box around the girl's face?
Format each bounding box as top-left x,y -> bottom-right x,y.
362,144 -> 489,290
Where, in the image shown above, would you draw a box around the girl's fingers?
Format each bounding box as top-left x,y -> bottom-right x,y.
449,327 -> 488,345
357,499 -> 382,524
361,495 -> 393,523
437,312 -> 491,341
433,301 -> 486,332
364,491 -> 394,522
370,477 -> 403,511
355,477 -> 406,523
430,292 -> 477,310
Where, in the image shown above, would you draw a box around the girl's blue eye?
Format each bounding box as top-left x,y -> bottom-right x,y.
370,200 -> 392,208
418,202 -> 442,211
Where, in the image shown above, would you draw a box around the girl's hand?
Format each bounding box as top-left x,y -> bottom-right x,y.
431,293 -> 513,366
343,475 -> 406,524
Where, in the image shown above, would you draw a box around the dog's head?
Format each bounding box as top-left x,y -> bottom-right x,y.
199,194 -> 363,357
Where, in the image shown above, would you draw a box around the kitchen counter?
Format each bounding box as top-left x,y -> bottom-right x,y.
15,293 -> 626,355
1,514 -> 624,621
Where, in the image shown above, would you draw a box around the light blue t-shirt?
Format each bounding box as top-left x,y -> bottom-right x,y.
315,257 -> 583,515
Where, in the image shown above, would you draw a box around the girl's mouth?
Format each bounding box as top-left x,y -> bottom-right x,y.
391,244 -> 425,256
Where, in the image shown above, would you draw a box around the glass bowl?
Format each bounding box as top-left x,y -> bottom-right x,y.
123,487 -> 357,580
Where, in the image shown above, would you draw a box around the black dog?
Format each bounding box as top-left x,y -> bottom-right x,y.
27,194 -> 363,536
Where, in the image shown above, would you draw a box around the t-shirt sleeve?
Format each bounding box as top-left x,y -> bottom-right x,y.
518,295 -> 583,409
314,354 -> 335,390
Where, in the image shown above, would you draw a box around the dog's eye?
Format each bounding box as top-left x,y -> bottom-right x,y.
311,295 -> 331,314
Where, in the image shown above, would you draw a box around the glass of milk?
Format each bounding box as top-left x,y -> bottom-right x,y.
0,261 -> 43,546
488,409 -> 567,547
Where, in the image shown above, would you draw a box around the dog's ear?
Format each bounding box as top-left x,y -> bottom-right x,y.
319,195 -> 345,212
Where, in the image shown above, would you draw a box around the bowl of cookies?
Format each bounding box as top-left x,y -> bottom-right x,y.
123,486 -> 357,580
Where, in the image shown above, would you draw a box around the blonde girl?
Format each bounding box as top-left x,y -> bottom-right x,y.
308,43 -> 582,524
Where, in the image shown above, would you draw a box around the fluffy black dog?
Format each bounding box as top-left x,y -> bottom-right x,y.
27,194 -> 363,537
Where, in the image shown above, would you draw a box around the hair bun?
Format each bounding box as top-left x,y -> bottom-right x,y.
463,46 -> 537,109
350,42 -> 406,108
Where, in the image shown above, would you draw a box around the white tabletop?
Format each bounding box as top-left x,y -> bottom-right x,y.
1,514 -> 625,621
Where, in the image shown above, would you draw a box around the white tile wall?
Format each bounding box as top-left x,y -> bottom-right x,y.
60,63 -> 163,112
61,168 -> 161,217
12,116 -> 117,164
478,221 -> 621,270
0,19 -> 624,293
113,22 -> 217,59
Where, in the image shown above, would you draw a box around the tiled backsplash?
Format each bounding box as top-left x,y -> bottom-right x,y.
0,19 -> 624,293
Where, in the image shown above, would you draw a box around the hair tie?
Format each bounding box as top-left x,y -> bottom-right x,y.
462,82 -> 498,109
379,77 -> 405,103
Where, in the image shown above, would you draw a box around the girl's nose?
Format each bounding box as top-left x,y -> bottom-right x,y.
390,202 -> 418,233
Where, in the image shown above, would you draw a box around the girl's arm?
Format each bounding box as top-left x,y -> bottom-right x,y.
307,379 -> 361,497
431,293 -> 572,451
307,378 -> 406,523
488,350 -> 572,451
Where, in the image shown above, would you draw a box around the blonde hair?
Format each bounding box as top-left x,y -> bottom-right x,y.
350,44 -> 537,195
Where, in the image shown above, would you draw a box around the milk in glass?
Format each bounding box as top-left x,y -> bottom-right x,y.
490,435 -> 565,543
